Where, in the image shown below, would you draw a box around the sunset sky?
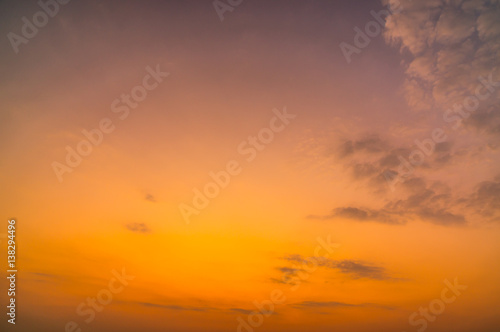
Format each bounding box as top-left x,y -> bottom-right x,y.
1,0 -> 500,331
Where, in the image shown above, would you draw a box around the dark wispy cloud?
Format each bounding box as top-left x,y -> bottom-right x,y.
145,194 -> 156,202
330,134 -> 466,192
28,272 -> 64,283
138,302 -> 212,312
230,308 -> 253,315
306,132 -> 472,226
31,272 -> 60,278
27,271 -> 110,287
271,265 -> 309,285
229,307 -> 275,316
308,206 -> 405,225
292,301 -> 396,311
385,178 -> 467,226
334,260 -> 391,280
277,267 -> 303,274
125,222 -> 152,233
132,302 -> 273,315
310,175 -> 467,226
270,278 -> 288,285
283,255 -> 396,281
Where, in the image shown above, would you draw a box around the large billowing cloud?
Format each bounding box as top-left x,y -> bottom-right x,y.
383,0 -> 500,121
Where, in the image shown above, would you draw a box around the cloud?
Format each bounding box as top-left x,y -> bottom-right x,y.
31,272 -> 60,278
230,307 -> 274,315
135,303 -> 273,315
402,78 -> 434,111
296,1 -> 500,230
416,208 -> 466,225
283,255 -> 395,281
326,134 -> 463,192
464,176 -> 500,221
28,272 -> 65,283
309,173 -> 468,226
294,301 -> 359,308
329,134 -> 459,194
145,194 -> 156,202
466,106 -> 500,137
138,302 -> 212,312
271,263 -> 309,285
125,222 -> 152,233
308,206 -> 405,225
270,278 -> 285,284
386,178 -> 468,225
338,135 -> 388,159
230,308 -> 253,315
301,130 -> 485,226
476,5 -> 500,41
293,301 -> 396,311
334,260 -> 391,280
351,162 -> 378,179
435,7 -> 476,44
277,267 -> 302,274
383,0 -> 500,139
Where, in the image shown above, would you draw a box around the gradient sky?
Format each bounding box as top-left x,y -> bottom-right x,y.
1,0 -> 500,331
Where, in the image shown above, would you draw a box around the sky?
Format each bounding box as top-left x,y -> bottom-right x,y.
0,0 -> 499,331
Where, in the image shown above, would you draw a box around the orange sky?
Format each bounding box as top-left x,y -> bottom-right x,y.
1,1 -> 500,331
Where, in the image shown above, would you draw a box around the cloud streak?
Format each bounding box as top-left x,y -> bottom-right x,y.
138,302 -> 212,312
293,300 -> 396,311
283,255 -> 396,281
